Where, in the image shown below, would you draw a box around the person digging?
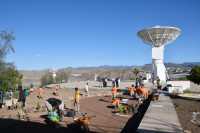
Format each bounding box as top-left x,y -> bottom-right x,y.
45,98 -> 64,123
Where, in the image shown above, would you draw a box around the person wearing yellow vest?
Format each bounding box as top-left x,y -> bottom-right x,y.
74,87 -> 81,113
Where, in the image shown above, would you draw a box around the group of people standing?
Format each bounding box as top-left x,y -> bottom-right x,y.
100,77 -> 121,88
127,84 -> 149,99
111,83 -> 149,108
112,77 -> 120,88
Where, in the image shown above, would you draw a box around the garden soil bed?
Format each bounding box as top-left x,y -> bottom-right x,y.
172,98 -> 200,133
80,96 -> 139,133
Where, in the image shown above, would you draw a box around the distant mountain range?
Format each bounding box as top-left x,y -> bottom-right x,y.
20,62 -> 200,86
143,62 -> 200,71
67,62 -> 200,70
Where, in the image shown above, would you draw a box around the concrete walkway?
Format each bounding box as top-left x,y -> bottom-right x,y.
138,95 -> 183,133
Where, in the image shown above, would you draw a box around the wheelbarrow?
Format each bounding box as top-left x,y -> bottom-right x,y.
73,113 -> 96,133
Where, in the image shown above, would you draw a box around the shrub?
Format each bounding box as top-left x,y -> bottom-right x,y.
40,72 -> 54,86
187,66 -> 200,85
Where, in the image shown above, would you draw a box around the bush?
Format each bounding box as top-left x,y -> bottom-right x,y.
129,77 -> 136,80
175,77 -> 188,81
13,90 -> 19,99
40,70 -> 71,86
40,73 -> 54,86
0,66 -> 23,92
183,89 -> 193,94
55,70 -> 70,83
187,66 -> 200,85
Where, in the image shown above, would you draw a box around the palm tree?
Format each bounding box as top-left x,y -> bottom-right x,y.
0,30 -> 15,59
132,68 -> 140,78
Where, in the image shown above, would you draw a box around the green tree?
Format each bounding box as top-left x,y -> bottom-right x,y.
55,70 -> 71,83
132,68 -> 140,78
0,67 -> 23,92
40,72 -> 54,86
0,30 -> 22,92
187,66 -> 200,85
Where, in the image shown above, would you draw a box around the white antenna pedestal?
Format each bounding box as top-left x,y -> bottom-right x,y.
152,45 -> 167,82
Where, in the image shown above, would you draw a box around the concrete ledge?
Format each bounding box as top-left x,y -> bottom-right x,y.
138,95 -> 183,133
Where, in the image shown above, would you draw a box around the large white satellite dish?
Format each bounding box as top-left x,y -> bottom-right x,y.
138,26 -> 181,83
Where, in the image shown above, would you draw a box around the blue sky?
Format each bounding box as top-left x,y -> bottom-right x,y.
0,0 -> 199,70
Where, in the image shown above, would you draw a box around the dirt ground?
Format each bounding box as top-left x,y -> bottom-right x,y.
0,87 -> 112,121
80,95 -> 139,133
0,81 -> 151,133
172,98 -> 200,133
0,94 -> 139,133
0,81 -> 137,119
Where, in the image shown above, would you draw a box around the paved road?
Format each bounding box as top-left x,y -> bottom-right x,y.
138,94 -> 183,133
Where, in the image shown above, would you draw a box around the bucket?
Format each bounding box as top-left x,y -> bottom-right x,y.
66,110 -> 76,117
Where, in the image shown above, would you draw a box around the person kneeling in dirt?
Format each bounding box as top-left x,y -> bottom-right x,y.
112,98 -> 120,109
136,85 -> 149,100
128,85 -> 136,97
45,98 -> 64,122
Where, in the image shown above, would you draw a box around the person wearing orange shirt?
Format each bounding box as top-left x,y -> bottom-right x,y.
128,85 -> 136,97
136,85 -> 149,99
112,86 -> 118,100
112,98 -> 120,108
